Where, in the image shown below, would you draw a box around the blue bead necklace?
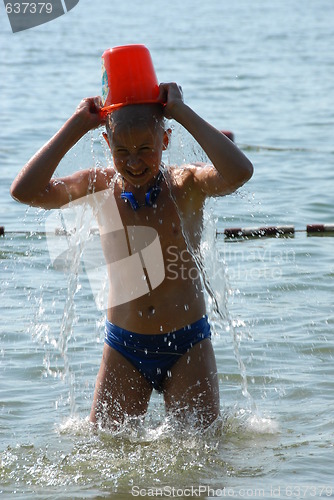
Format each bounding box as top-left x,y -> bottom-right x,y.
121,170 -> 163,211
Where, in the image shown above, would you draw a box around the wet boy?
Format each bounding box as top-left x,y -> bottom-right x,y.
10,82 -> 253,429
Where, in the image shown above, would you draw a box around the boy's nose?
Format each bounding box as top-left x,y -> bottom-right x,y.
127,154 -> 139,167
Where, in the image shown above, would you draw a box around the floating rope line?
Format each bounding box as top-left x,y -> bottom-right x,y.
1,224 -> 334,240
217,224 -> 334,239
0,227 -> 100,237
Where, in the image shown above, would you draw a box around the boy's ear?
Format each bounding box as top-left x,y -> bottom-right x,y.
102,132 -> 111,149
162,128 -> 172,151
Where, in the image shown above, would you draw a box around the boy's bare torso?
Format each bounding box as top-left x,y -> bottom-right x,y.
92,165 -> 207,334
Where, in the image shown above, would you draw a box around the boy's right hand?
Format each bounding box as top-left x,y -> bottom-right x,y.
74,96 -> 106,133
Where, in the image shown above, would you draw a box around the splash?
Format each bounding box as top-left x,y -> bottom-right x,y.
165,123 -> 251,400
0,405 -> 279,496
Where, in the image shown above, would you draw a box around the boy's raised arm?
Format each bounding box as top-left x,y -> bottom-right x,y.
10,97 -> 105,209
159,83 -> 253,196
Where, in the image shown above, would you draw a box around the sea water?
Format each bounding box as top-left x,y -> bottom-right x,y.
1,0 -> 334,498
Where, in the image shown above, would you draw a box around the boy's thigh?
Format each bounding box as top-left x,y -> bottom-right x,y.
162,339 -> 220,427
92,343 -> 153,423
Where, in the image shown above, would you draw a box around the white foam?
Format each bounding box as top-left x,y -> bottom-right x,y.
57,416 -> 94,436
221,406 -> 280,436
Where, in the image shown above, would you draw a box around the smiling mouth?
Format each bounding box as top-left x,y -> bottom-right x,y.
126,168 -> 149,178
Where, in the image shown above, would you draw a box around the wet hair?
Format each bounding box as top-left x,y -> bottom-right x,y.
105,103 -> 165,143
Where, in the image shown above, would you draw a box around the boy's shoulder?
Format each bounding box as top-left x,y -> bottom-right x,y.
166,162 -> 214,189
167,162 -> 210,179
165,163 -> 215,208
166,162 -> 229,200
92,166 -> 118,191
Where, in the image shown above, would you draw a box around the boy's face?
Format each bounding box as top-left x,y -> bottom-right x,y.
107,105 -> 167,189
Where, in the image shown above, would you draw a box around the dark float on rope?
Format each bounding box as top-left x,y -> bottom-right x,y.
221,130 -> 235,142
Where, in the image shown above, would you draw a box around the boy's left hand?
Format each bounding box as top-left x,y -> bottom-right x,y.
158,82 -> 184,119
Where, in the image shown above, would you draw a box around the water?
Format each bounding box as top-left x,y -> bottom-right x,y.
1,0 -> 334,498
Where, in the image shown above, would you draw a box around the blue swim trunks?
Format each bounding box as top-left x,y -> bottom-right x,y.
104,316 -> 211,392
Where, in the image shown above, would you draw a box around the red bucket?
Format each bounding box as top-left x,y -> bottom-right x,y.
101,44 -> 160,115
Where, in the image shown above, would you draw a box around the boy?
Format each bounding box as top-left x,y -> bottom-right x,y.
10,82 -> 253,429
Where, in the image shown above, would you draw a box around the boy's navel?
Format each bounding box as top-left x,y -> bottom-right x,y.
148,305 -> 156,316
